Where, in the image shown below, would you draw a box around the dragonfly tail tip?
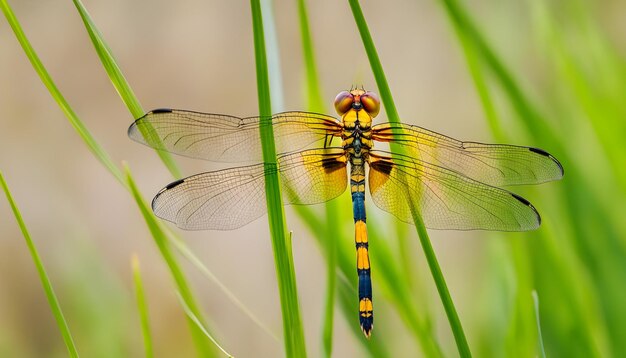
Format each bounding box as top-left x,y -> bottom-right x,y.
360,321 -> 373,339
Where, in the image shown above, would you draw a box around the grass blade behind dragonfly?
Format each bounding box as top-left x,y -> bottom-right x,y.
125,165 -> 216,357
347,1 -> 471,356
295,0 -> 340,355
71,0 -> 181,179
131,255 -> 154,358
0,171 -> 79,358
177,292 -> 234,358
71,0 -> 282,351
0,0 -> 123,184
1,1 -> 215,353
441,0 -> 620,356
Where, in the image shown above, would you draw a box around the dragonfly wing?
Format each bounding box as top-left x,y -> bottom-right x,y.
152,148 -> 348,230
368,150 -> 540,231
372,123 -> 563,186
152,164 -> 269,230
129,109 -> 343,162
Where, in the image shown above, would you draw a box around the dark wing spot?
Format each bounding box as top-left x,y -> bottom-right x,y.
511,193 -> 542,226
151,108 -> 173,114
152,179 -> 184,211
370,160 -> 393,175
321,158 -> 347,173
529,147 -> 549,156
511,193 -> 530,205
529,147 -> 565,176
165,178 -> 184,190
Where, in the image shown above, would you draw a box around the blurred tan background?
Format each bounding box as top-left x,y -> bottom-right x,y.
1,0 -> 624,357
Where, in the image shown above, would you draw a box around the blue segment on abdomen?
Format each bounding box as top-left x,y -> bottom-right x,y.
352,191 -> 366,222
358,271 -> 372,299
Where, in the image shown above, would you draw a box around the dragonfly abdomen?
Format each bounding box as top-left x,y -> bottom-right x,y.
351,163 -> 373,338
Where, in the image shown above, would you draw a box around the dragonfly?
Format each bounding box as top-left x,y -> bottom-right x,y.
128,88 -> 563,338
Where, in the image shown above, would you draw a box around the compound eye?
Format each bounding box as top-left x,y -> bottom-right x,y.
334,91 -> 354,116
360,91 -> 380,117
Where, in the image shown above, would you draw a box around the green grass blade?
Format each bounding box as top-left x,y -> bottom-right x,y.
294,204 -> 390,355
410,209 -> 469,357
70,0 -> 181,179
446,15 -> 503,140
367,225 -> 443,357
177,293 -> 234,358
3,1 -> 243,354
295,1 -> 439,353
0,171 -> 79,358
347,1 -> 471,356
439,0 -> 557,144
297,0 -> 324,111
125,164 -> 216,357
250,1 -> 307,356
2,2 -> 215,353
346,1 -> 399,125
0,0 -> 222,356
441,1 -> 623,356
295,200 -> 442,356
261,0 -> 285,112
131,255 -> 153,358
320,205 -> 338,357
0,0 -> 123,184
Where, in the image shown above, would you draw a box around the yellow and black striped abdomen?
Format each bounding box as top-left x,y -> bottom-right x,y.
351,162 -> 373,337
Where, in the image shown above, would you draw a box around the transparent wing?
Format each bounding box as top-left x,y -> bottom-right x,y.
152,148 -> 348,230
372,123 -> 563,186
128,109 -> 343,162
368,150 -> 540,231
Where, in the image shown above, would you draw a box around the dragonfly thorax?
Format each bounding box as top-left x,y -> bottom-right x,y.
342,108 -> 374,158
335,88 -> 379,158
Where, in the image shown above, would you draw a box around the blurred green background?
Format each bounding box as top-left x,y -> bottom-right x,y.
1,0 -> 625,357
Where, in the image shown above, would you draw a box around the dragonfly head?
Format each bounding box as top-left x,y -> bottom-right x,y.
334,89 -> 380,118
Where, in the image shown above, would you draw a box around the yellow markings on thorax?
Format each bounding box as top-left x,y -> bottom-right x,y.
361,137 -> 374,148
342,109 -> 373,129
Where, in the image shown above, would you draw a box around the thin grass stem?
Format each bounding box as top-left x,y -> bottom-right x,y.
532,291 -> 547,358
131,255 -> 154,358
125,165 -> 215,357
0,172 -> 79,358
295,0 -> 339,355
2,1 -> 216,353
177,293 -> 234,358
71,0 -> 181,178
167,232 -> 280,341
0,0 -> 123,184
